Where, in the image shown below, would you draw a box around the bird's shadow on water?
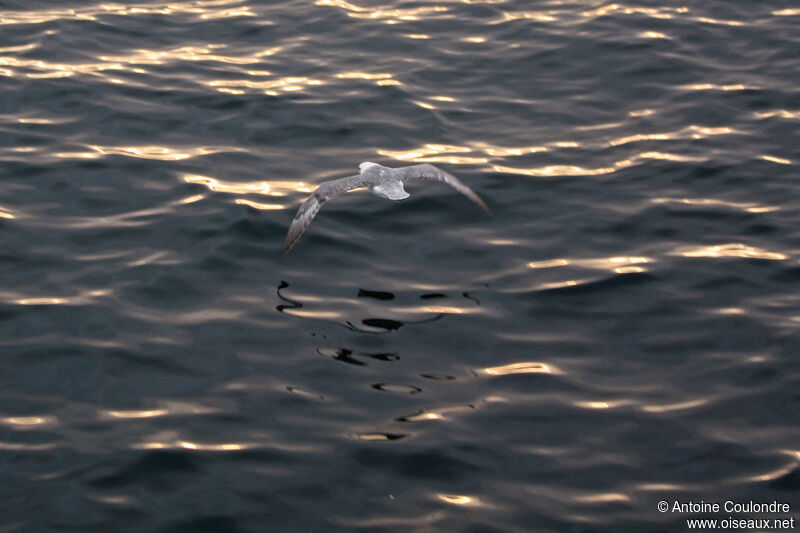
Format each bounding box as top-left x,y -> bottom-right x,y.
275,280 -> 454,334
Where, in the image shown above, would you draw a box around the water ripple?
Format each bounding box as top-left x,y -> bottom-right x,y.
0,0 -> 254,25
1,0 -> 798,530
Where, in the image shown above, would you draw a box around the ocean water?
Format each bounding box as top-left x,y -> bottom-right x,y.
0,1 -> 798,531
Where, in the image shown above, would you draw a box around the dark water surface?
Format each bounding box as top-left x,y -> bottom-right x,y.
1,1 -> 798,531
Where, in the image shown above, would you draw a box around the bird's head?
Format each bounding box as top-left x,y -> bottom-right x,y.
359,162 -> 378,172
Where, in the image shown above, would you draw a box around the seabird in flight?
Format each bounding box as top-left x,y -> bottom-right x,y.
284,162 -> 490,253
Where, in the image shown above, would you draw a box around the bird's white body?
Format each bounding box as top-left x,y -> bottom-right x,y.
284,162 -> 490,252
370,180 -> 409,200
358,161 -> 410,200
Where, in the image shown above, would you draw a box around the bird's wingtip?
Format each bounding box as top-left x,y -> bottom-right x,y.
473,196 -> 492,215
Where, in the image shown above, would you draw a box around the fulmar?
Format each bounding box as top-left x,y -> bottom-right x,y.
284,162 -> 490,253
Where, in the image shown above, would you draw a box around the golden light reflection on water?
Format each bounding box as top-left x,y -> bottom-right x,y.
336,71 -> 401,87
90,145 -> 243,160
178,194 -> 205,205
378,140 -> 567,166
385,302 -> 477,315
640,397 -> 713,413
1,42 -> 280,81
583,4 -> 688,19
528,258 -> 569,269
336,512 -> 448,529
421,306 -> 467,314
315,0 -> 448,22
87,494 -> 139,506
638,31 -> 669,39
742,462 -> 800,483
472,143 -> 549,157
528,256 -> 650,272
651,197 -> 779,213
608,125 -> 738,146
134,433 -> 321,453
676,244 -> 787,260
132,431 -> 309,453
578,120 -> 626,132
491,151 -> 703,177
38,144 -> 238,162
101,44 -> 281,65
760,155 -> 792,165
356,433 -> 400,442
679,83 -> 758,91
378,136 -> 708,177
582,5 -> 743,26
783,450 -> 800,461
638,483 -> 688,491
487,238 -> 519,246
404,411 -> 446,421
715,307 -> 746,315
401,405 -> 475,423
0,0 -> 254,25
234,199 -> 284,211
614,265 -> 645,274
494,10 -> 558,23
124,251 -> 183,268
5,287 -> 111,306
482,362 -> 561,375
208,75 -> 324,95
574,492 -> 631,503
17,117 -> 66,124
106,409 -> 167,419
281,309 -> 344,320
436,494 -> 486,506
573,400 -> 633,410
0,441 -> 58,451
184,174 -> 313,202
0,54 -> 118,79
103,401 -> 219,420
694,16 -> 744,27
336,71 -> 392,81
16,297 -> 68,305
537,279 -> 592,290
755,109 -> 800,120
379,143 -> 489,165
1,416 -> 57,428
0,43 -> 37,54
138,440 -> 251,451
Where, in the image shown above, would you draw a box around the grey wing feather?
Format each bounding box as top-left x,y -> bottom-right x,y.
284,174 -> 364,253
399,164 -> 491,214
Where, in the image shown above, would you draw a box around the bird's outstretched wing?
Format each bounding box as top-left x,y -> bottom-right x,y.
399,164 -> 491,214
284,174 -> 364,253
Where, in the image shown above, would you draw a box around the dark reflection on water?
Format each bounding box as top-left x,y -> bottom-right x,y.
278,280 -> 449,333
1,0 -> 799,531
358,289 -> 395,300
317,347 -> 400,366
